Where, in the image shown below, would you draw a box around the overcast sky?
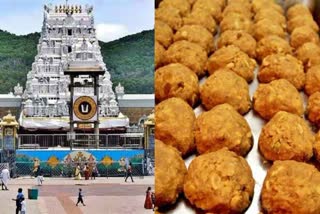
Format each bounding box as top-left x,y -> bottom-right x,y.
0,0 -> 154,42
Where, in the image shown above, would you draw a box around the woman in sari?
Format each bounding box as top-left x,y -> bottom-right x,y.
75,164 -> 81,180
144,187 -> 153,209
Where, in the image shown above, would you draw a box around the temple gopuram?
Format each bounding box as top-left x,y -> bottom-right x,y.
19,4 -> 129,133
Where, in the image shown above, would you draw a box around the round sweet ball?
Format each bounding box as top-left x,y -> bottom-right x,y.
155,20 -> 173,49
314,131 -> 320,161
155,63 -> 199,107
253,19 -> 286,41
220,13 -> 253,34
155,139 -> 187,208
259,111 -> 314,162
192,0 -> 222,23
290,26 -> 319,49
256,35 -> 292,63
207,45 -> 256,82
253,79 -> 304,120
306,92 -> 320,127
184,148 -> 254,213
183,9 -> 217,34
217,30 -> 256,58
155,97 -> 195,156
164,40 -> 207,77
195,103 -> 253,156
261,160 -> 320,214
222,3 -> 252,19
254,8 -> 286,28
295,42 -> 320,70
258,53 -> 305,90
252,0 -> 284,14
158,0 -> 191,17
287,3 -> 313,21
155,41 -> 165,69
173,25 -> 214,54
155,7 -> 182,31
305,65 -> 320,96
200,69 -> 251,114
287,16 -> 319,34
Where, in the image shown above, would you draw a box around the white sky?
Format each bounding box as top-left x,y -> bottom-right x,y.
0,0 -> 154,42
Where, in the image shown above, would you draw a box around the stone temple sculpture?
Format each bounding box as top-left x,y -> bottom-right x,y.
20,4 -> 128,129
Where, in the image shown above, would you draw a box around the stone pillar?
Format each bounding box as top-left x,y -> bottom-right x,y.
69,76 -> 75,150
94,75 -> 99,148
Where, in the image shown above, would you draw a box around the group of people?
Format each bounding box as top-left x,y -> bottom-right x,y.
74,161 -> 136,183
1,162 -> 153,213
75,163 -> 99,180
12,186 -> 155,212
1,168 -> 26,214
11,187 -> 85,212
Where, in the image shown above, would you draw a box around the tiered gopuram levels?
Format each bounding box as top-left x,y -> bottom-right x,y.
20,4 -> 128,130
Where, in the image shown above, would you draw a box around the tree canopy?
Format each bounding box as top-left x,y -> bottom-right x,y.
0,29 -> 154,94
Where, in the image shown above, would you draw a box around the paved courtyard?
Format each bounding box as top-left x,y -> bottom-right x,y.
0,176 -> 154,214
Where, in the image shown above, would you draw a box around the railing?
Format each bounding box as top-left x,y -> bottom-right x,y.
126,126 -> 144,133
17,133 -> 144,149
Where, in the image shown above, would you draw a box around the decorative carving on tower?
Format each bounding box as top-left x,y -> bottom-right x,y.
14,83 -> 23,96
115,83 -> 124,94
22,4 -> 119,119
115,83 -> 125,99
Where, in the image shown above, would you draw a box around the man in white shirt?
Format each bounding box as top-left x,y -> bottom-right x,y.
36,169 -> 44,186
1,167 -> 10,190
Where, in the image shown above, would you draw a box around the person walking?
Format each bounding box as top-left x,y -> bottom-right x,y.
32,158 -> 39,178
91,165 -> 99,180
20,198 -> 26,214
36,165 -> 41,177
76,188 -> 86,206
84,163 -> 89,180
125,162 -> 134,183
88,163 -> 93,179
75,164 -> 81,180
146,157 -> 154,175
144,187 -> 153,209
37,170 -> 44,186
1,167 -> 10,190
12,188 -> 24,214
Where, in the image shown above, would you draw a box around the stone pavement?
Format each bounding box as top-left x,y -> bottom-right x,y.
0,176 -> 154,214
